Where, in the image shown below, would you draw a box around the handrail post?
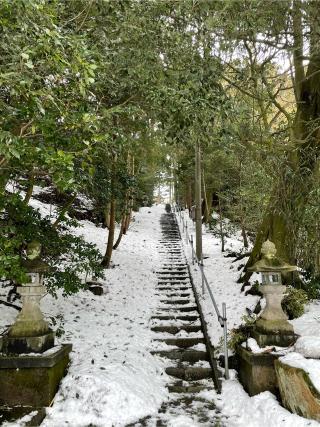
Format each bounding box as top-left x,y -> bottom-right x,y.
190,235 -> 194,265
222,302 -> 229,380
185,221 -> 188,243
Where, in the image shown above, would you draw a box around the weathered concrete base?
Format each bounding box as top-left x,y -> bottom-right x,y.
3,331 -> 55,354
0,344 -> 72,407
253,319 -> 297,347
275,359 -> 320,421
237,345 -> 281,396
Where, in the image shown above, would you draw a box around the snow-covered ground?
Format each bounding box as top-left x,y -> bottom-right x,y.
2,199 -> 320,426
177,209 -> 320,427
177,210 -> 259,349
1,202 -> 169,427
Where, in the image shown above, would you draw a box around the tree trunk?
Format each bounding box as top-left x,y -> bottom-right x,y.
202,170 -> 211,224
241,224 -> 249,249
186,180 -> 192,213
218,197 -> 225,252
24,171 -> 34,204
104,203 -> 111,229
101,198 -> 116,268
242,1 -> 320,280
195,141 -> 202,259
113,214 -> 126,250
124,155 -> 135,233
52,193 -> 76,229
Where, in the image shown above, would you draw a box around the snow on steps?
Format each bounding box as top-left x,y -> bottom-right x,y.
129,212 -> 222,426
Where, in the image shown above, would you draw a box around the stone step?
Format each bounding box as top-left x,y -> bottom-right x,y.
156,293 -> 191,298
159,251 -> 183,254
160,299 -> 194,305
157,281 -> 189,284
165,367 -> 212,381
156,268 -> 188,276
158,306 -> 198,312
154,337 -> 205,348
167,383 -> 214,393
161,262 -> 186,264
157,287 -> 191,292
158,267 -> 187,270
151,315 -> 199,322
151,325 -> 202,334
152,349 -> 208,363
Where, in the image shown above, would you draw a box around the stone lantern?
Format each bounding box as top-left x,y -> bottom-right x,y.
248,239 -> 298,347
5,241 -> 54,354
0,241 -> 72,422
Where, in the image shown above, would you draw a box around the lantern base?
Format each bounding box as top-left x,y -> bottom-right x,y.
0,344 -> 71,410
2,331 -> 55,355
253,319 -> 298,347
236,345 -> 281,396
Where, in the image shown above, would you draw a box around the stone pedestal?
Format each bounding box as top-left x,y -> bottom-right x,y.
6,280 -> 54,354
0,344 -> 72,408
237,346 -> 281,396
254,284 -> 297,347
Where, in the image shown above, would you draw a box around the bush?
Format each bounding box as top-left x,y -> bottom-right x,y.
227,315 -> 256,351
0,195 -> 104,296
282,287 -> 308,319
304,276 -> 320,300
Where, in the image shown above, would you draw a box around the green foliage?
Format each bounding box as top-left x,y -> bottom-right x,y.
0,195 -> 103,295
304,277 -> 320,300
1,0 -> 319,294
227,315 -> 256,351
282,287 -> 308,320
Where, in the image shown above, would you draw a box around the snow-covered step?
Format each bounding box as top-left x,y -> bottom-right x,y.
165,367 -> 212,381
151,349 -> 208,363
151,325 -> 202,334
158,305 -> 198,312
146,210 -> 218,425
154,337 -> 205,348
151,315 -> 199,322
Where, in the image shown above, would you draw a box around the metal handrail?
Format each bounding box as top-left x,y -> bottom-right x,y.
173,205 -> 229,380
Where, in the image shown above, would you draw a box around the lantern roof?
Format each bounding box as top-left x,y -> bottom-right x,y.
21,258 -> 49,274
248,240 -> 297,273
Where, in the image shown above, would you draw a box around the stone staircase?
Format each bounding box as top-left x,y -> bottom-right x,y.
129,212 -> 224,426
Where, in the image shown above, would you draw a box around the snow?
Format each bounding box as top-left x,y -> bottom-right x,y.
211,373 -> 320,427
177,210 -> 259,349
295,336 -> 320,359
280,352 -> 320,394
1,203 -> 170,427
290,300 -> 320,338
241,338 -> 290,355
2,197 -> 320,426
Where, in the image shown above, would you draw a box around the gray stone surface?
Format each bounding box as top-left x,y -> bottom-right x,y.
0,344 -> 72,407
237,345 -> 280,396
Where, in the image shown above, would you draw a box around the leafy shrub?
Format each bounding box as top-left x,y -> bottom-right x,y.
0,195 -> 104,296
304,276 -> 320,300
227,315 -> 256,351
282,287 -> 308,319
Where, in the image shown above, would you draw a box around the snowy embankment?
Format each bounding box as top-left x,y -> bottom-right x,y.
1,199 -> 169,427
177,209 -> 320,427
177,210 -> 259,348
